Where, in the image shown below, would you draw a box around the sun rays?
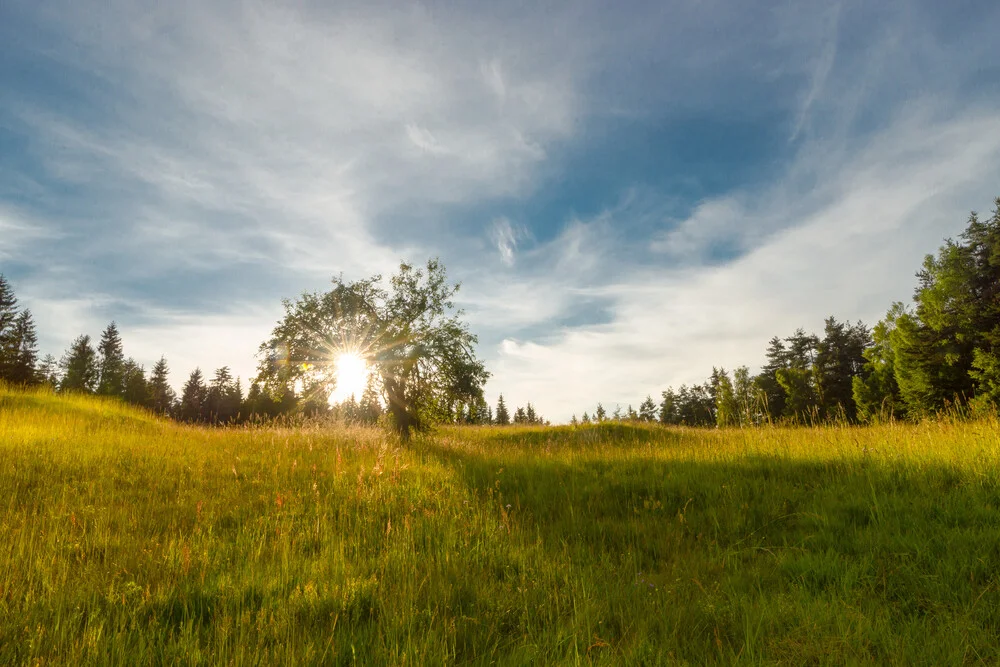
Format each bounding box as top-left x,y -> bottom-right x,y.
328,352 -> 370,405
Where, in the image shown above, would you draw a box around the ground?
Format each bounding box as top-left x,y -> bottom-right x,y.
2,385 -> 999,664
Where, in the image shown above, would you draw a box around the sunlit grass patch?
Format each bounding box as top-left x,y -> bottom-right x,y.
2,384 -> 1000,664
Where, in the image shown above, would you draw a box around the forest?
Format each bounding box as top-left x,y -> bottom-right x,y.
2,198 -> 998,428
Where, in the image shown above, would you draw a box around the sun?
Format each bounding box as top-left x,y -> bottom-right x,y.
328,352 -> 370,405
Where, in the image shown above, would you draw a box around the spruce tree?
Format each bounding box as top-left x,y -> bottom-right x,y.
97,322 -> 126,397
38,354 -> 60,387
8,309 -> 39,385
60,335 -> 98,393
122,359 -> 149,407
639,395 -> 657,422
179,368 -> 208,422
148,357 -> 176,415
495,394 -> 510,425
0,275 -> 20,381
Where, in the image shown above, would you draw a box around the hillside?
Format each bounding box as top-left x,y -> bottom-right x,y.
2,386 -> 1000,664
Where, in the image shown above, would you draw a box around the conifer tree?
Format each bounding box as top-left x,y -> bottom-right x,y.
97,322 -> 126,397
148,356 -> 176,415
495,394 -> 510,425
7,309 -> 39,385
595,403 -> 606,422
0,275 -> 21,382
122,359 -> 148,407
38,354 -> 60,387
179,368 -> 208,423
639,395 -> 657,422
60,335 -> 98,393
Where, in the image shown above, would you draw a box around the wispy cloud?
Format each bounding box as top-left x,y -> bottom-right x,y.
2,0 -> 998,413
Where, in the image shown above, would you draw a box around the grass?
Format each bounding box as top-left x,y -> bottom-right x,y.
2,385 -> 1000,664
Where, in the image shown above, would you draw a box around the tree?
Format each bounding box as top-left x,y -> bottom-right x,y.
206,366 -> 243,424
60,335 -> 98,393
814,317 -> 870,421
885,202 -> 1000,414
257,260 -> 489,440
639,395 -> 657,422
714,371 -> 738,427
659,389 -> 678,425
513,406 -> 527,424
122,359 -> 148,407
495,394 -> 510,426
148,356 -> 176,415
38,354 -> 60,388
525,403 -> 537,424
97,322 -> 126,397
6,309 -> 39,385
0,275 -> 23,382
179,368 -> 208,423
732,366 -> 756,426
581,411 -> 591,424
852,307 -> 904,422
595,403 -> 606,423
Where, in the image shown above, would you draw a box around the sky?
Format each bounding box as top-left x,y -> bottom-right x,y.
2,0 -> 999,421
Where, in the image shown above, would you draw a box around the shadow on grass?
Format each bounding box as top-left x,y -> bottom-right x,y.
422,435 -> 1000,661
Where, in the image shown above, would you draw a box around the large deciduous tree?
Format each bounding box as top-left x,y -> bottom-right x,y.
257,259 -> 489,440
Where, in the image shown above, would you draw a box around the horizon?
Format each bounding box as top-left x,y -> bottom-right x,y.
3,1 -> 1000,421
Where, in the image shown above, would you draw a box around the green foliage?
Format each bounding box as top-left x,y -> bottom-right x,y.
0,277 -> 39,385
59,334 -> 98,393
4,386 -> 1000,664
875,200 -> 1000,415
148,356 -> 176,415
494,394 -> 510,425
97,322 -> 126,397
714,369 -> 738,427
257,259 -> 488,440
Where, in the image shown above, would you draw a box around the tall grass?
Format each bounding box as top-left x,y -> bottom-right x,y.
2,384 -> 1000,664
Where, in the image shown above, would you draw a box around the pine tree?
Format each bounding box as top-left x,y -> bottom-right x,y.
7,309 -> 39,385
97,322 -> 126,397
179,368 -> 208,422
525,403 -> 537,424
581,411 -> 590,424
659,389 -> 678,425
122,359 -> 148,407
495,394 -> 510,426
595,403 -> 606,423
60,335 -> 98,393
206,366 -> 243,424
639,395 -> 657,422
38,354 -> 60,387
148,356 -> 176,415
513,406 -> 526,424
0,275 -> 21,382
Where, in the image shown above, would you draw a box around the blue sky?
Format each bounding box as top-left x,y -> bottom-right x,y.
2,0 -> 999,420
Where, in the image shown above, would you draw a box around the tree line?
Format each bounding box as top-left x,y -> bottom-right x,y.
570,198 -> 1000,426
2,197 -> 998,429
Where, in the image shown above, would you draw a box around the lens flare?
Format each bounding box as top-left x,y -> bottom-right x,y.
328,352 -> 369,405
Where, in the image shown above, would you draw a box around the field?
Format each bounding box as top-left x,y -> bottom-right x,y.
2,386 -> 1000,665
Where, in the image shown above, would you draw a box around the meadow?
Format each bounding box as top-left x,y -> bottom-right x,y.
2,385 -> 1000,665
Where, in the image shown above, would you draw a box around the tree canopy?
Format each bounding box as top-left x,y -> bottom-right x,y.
256,259 -> 489,439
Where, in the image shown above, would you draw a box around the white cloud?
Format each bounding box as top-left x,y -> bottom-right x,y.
489,109 -> 1000,421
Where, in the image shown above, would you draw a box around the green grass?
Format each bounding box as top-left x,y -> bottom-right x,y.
2,385 -> 1000,665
